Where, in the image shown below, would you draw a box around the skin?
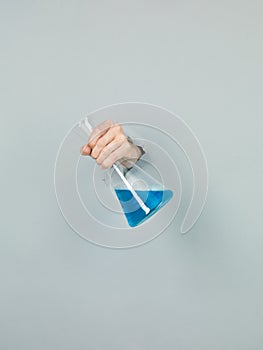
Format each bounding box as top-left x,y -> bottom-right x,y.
80,119 -> 142,169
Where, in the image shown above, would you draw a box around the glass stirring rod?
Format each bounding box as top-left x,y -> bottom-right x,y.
80,117 -> 150,215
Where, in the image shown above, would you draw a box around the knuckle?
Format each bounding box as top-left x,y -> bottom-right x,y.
96,122 -> 105,131
100,119 -> 113,131
101,161 -> 109,169
116,124 -> 122,132
99,126 -> 108,134
118,134 -> 126,142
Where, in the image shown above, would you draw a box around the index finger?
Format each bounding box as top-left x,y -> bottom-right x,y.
88,119 -> 115,148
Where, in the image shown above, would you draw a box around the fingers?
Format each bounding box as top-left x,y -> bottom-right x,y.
91,124 -> 124,159
79,119 -> 132,169
100,142 -> 130,169
88,119 -> 114,148
79,119 -> 115,157
80,144 -> 91,156
96,138 -> 125,166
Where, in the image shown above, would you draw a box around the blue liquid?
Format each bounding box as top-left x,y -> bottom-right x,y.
115,189 -> 173,227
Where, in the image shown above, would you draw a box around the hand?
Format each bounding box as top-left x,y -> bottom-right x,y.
80,119 -> 142,169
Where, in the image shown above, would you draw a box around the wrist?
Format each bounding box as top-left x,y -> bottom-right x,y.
121,140 -> 145,169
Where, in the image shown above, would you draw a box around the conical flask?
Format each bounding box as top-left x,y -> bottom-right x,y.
78,117 -> 173,228
107,160 -> 173,227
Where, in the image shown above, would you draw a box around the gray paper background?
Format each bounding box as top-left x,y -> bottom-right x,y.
1,1 -> 263,349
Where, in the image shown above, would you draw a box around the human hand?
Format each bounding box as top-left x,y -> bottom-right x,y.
80,119 -> 142,169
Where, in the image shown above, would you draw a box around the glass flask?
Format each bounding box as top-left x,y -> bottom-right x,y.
78,117 -> 173,228
106,160 -> 173,227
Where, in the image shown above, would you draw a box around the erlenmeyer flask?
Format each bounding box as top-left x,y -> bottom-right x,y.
78,117 -> 173,227
108,160 -> 174,227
